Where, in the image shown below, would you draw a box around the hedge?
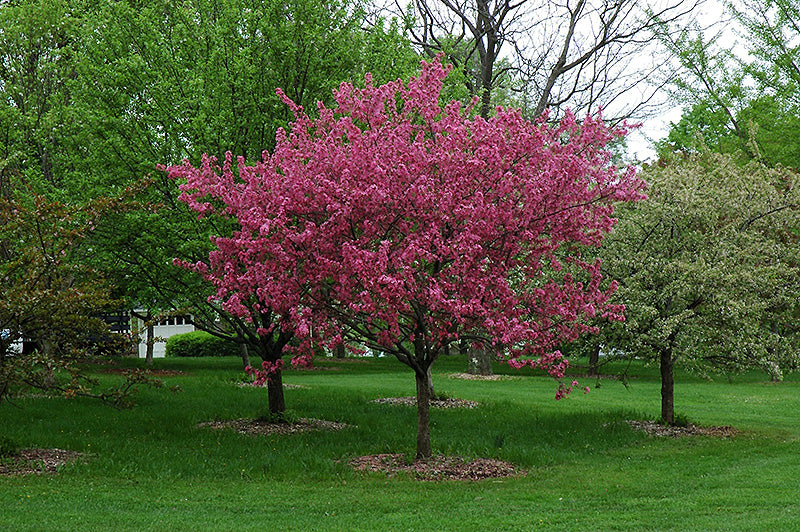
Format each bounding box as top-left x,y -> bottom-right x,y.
165,330 -> 241,357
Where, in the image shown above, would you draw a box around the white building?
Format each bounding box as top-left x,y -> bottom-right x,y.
131,313 -> 196,359
1,330 -> 23,355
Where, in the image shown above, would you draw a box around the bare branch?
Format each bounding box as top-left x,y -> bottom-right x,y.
392,0 -> 701,122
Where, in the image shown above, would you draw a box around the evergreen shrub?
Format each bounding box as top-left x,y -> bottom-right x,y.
165,331 -> 240,357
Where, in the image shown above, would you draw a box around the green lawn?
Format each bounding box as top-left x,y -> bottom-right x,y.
2,354 -> 799,531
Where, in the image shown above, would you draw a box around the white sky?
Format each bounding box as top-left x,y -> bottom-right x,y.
625,0 -> 743,162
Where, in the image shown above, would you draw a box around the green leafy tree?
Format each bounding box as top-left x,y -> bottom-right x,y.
68,0 -> 421,382
0,0 -> 419,361
599,148 -> 800,424
0,177 -> 155,408
657,0 -> 800,168
0,0 -> 84,191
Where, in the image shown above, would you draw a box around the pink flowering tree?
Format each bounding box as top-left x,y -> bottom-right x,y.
165,170 -> 317,418
168,58 -> 644,458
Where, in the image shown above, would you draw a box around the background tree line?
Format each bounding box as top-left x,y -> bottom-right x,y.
1,0 -> 798,430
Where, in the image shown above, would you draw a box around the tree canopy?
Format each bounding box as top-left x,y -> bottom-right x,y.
0,0 -> 422,381
657,0 -> 800,168
598,148 -> 800,423
169,58 -> 644,457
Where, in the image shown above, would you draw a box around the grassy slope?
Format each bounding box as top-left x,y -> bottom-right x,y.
2,355 -> 799,531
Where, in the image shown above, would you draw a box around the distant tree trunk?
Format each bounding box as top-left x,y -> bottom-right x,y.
267,368 -> 286,415
459,338 -> 468,355
660,348 -> 675,425
766,359 -> 783,382
467,346 -> 493,376
766,323 -> 783,382
39,340 -> 56,389
145,319 -> 154,367
240,343 -> 251,369
426,365 -> 435,399
334,343 -> 345,359
415,367 -> 433,460
588,344 -> 601,376
131,310 -> 155,366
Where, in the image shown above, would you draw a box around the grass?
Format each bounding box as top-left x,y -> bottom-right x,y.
2,354 -> 800,530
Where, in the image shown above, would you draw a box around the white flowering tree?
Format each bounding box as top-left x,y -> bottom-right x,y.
600,148 -> 800,424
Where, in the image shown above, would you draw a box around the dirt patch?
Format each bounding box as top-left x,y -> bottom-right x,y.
0,449 -> 86,477
628,420 -> 739,438
349,453 -> 526,481
371,396 -> 479,409
198,418 -> 351,436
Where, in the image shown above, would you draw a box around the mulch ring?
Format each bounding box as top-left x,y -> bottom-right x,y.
447,372 -> 520,381
198,418 -> 351,436
371,396 -> 479,409
628,420 -> 739,438
349,453 -> 526,481
234,382 -> 309,390
0,449 -> 86,477
100,368 -> 187,377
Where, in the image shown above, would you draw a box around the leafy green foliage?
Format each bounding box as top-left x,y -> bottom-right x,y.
0,176 -> 152,407
165,331 -> 240,358
0,0 -> 421,322
0,186 -> 118,359
658,0 -> 800,168
0,0 -> 83,191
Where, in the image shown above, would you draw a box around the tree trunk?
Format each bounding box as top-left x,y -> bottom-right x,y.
660,348 -> 675,425
145,319 -> 154,367
426,365 -> 435,399
766,323 -> 783,382
267,368 -> 286,415
240,343 -> 251,369
38,340 -> 56,389
588,343 -> 601,377
334,343 -> 345,359
467,346 -> 493,376
766,359 -> 783,382
414,368 -> 433,460
458,338 -> 468,355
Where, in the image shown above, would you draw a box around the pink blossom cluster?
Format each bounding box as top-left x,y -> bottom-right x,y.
554,380 -> 592,400
167,56 -> 644,393
244,355 -> 313,387
244,359 -> 284,387
505,351 -> 570,379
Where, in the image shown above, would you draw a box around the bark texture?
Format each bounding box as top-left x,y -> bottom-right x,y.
415,369 -> 433,460
660,348 -> 675,425
267,368 -> 286,415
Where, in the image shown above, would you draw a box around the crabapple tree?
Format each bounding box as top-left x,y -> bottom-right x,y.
169,58 -> 644,459
598,148 -> 800,425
